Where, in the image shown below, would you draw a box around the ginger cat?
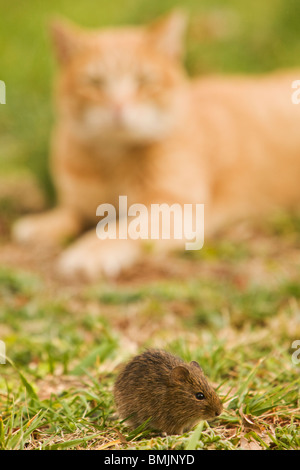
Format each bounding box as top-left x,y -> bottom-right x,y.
13,11 -> 300,279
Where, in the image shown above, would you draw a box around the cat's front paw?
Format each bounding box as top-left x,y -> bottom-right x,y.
12,208 -> 82,246
12,214 -> 55,245
57,236 -> 141,280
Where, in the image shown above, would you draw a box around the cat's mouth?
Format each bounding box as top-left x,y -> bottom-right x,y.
78,104 -> 174,144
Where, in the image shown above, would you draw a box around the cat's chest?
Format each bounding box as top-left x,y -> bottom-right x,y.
63,148 -> 151,203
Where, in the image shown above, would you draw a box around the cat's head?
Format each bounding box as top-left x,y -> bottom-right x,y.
50,11 -> 188,145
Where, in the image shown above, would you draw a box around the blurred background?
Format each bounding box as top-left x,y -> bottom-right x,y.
1,0 -> 300,204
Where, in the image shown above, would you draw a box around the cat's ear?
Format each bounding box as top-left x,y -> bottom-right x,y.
147,9 -> 188,60
49,18 -> 84,65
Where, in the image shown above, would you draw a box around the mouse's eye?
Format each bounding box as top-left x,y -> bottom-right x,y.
195,392 -> 205,400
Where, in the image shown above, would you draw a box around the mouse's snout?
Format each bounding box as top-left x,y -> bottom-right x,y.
215,402 -> 223,417
210,397 -> 223,418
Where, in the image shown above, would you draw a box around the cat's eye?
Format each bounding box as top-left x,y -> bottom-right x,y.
137,72 -> 159,87
81,74 -> 106,88
195,392 -> 205,400
88,75 -> 106,87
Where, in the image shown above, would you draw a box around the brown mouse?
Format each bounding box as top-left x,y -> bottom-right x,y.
113,349 -> 223,435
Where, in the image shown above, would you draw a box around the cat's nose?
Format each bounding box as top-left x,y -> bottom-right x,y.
112,103 -> 125,124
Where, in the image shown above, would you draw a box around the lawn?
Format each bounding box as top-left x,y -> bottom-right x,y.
0,0 -> 299,451
0,212 -> 299,449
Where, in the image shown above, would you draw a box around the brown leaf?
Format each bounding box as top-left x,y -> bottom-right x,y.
239,406 -> 263,432
239,436 -> 262,450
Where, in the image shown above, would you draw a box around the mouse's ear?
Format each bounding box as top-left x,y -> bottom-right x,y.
190,361 -> 203,372
170,365 -> 190,382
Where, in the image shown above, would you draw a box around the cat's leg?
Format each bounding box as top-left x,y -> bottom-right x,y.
57,228 -> 141,279
12,206 -> 84,246
56,205 -> 205,280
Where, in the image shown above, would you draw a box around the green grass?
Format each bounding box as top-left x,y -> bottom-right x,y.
0,213 -> 299,449
0,0 -> 300,451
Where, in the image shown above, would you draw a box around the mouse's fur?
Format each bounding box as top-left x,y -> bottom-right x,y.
113,349 -> 222,435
